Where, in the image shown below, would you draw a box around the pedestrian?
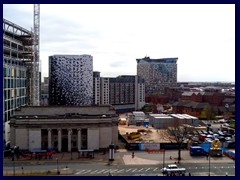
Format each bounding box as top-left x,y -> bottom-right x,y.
189,172 -> 191,176
170,156 -> 172,160
132,151 -> 135,158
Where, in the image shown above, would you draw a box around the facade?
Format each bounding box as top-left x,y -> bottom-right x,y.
93,71 -> 109,105
149,114 -> 198,129
128,111 -> 145,125
10,106 -> 118,152
109,75 -> 145,112
49,55 -> 93,105
136,56 -> 178,95
3,18 -> 34,141
40,77 -> 49,106
93,74 -> 145,112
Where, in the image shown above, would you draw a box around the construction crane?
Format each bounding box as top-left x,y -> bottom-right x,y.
32,4 -> 40,106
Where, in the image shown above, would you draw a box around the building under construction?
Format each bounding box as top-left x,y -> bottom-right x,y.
3,5 -> 40,142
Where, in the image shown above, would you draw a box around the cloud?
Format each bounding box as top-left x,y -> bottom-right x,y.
3,4 -> 235,82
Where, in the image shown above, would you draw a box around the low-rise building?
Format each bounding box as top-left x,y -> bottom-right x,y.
149,113 -> 199,129
10,105 -> 118,152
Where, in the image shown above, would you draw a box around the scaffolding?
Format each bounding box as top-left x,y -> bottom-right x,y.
32,4 -> 40,106
3,4 -> 40,106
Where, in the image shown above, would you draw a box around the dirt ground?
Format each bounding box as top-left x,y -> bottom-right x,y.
118,125 -> 172,143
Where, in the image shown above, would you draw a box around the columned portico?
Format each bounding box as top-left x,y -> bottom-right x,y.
58,129 -> 62,152
77,129 -> 81,151
48,129 -> 52,149
68,129 -> 72,152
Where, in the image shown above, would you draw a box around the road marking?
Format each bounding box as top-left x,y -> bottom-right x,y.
110,169 -> 119,173
153,168 -> 158,171
75,170 -> 86,174
126,168 -> 133,172
145,168 -> 151,172
96,169 -> 106,174
132,168 -> 138,172
138,168 -> 144,172
81,170 -> 91,174
103,170 -> 111,174
90,170 -> 99,174
116,169 -> 125,173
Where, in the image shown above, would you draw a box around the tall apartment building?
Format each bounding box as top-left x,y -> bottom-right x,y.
40,77 -> 49,106
93,71 -> 109,105
3,18 -> 34,141
137,56 -> 178,96
49,55 -> 93,105
93,73 -> 145,112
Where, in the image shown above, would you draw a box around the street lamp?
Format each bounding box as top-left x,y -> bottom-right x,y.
56,158 -> 60,175
11,150 -> 15,176
208,152 -> 210,176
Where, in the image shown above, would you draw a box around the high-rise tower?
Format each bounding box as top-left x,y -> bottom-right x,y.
49,55 -> 93,105
137,56 -> 178,95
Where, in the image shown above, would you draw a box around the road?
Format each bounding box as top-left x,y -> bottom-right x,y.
4,161 -> 235,176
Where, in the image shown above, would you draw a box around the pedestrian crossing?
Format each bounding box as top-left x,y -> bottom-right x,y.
75,167 -> 161,175
74,165 -> 235,175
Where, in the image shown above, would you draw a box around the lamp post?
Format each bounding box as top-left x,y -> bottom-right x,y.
56,158 -> 60,175
208,153 -> 210,176
161,149 -> 165,169
11,150 -> 15,176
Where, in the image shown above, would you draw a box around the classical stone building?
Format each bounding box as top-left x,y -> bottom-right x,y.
9,105 -> 118,152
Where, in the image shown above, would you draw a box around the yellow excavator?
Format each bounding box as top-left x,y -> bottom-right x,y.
209,140 -> 222,157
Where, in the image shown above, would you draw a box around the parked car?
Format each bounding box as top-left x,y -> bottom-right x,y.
223,123 -> 230,127
208,131 -> 213,135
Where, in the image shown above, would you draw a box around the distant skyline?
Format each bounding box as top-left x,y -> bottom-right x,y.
3,4 -> 235,82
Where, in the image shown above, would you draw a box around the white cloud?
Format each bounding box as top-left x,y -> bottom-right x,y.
3,4 -> 235,82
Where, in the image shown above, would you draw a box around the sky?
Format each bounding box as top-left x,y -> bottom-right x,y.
3,4 -> 235,82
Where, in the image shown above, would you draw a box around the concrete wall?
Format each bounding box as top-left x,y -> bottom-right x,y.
87,128 -> 99,150
15,106 -> 114,116
29,129 -> 41,150
15,129 -> 28,149
99,127 -> 112,148
112,125 -> 118,145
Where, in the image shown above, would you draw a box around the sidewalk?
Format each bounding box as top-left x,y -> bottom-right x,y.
4,149 -> 234,165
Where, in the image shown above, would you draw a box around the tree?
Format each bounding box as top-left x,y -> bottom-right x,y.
200,106 -> 216,120
168,125 -> 188,161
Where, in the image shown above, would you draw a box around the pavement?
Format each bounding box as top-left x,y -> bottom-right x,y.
4,149 -> 234,165
3,149 -> 235,176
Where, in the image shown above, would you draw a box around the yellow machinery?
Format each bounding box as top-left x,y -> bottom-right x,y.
209,140 -> 222,157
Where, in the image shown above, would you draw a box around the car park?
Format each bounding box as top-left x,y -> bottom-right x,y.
208,131 -> 213,135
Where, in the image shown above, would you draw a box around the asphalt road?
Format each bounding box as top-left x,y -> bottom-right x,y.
3,150 -> 235,176
4,161 -> 235,176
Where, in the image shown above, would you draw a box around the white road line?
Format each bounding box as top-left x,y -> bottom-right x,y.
145,168 -> 151,172
81,170 -> 92,174
96,169 -> 106,174
126,168 -> 133,172
132,168 -> 138,172
103,170 -> 111,174
90,170 -> 99,174
116,169 -> 125,173
110,169 -> 119,173
153,168 -> 158,171
138,168 -> 144,172
75,170 -> 87,174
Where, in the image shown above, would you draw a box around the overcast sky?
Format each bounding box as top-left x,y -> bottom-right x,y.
3,4 -> 235,82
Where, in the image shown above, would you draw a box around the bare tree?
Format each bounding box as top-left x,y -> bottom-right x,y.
168,125 -> 188,161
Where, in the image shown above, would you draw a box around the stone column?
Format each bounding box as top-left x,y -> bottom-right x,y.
58,129 -> 62,152
48,129 -> 52,149
77,129 -> 81,151
68,129 -> 72,152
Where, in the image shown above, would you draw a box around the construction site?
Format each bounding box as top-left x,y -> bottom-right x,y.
3,5 -> 40,141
